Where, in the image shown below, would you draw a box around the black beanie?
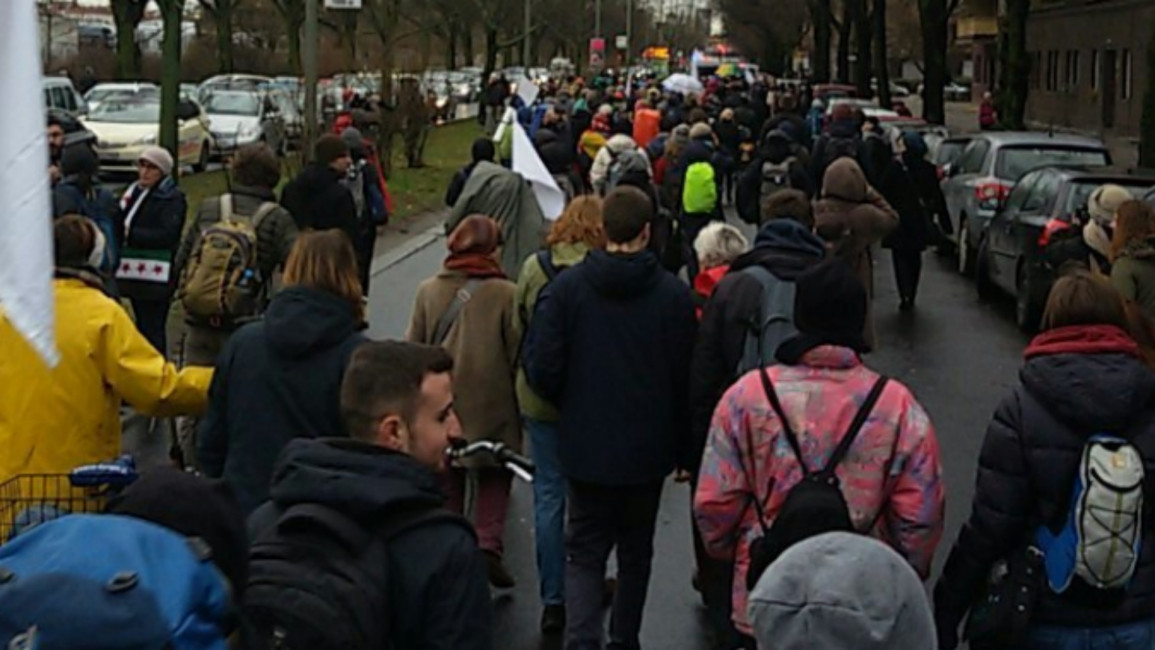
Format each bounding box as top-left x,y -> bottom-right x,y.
776,258 -> 870,364
314,133 -> 350,166
60,144 -> 99,178
471,137 -> 495,163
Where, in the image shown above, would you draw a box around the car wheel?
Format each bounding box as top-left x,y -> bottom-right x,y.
193,142 -> 209,173
1016,268 -> 1044,333
975,236 -> 997,301
957,218 -> 975,276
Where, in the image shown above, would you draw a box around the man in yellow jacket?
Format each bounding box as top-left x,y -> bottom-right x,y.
0,216 -> 212,487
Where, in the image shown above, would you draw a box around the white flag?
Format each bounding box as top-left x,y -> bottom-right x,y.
0,0 -> 57,366
511,122 -> 566,221
516,75 -> 540,108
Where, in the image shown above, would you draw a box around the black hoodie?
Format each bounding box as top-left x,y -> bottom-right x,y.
524,249 -> 697,485
249,438 -> 492,650
198,286 -> 367,513
280,163 -> 360,247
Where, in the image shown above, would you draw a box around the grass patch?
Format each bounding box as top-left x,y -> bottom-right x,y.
179,120 -> 482,225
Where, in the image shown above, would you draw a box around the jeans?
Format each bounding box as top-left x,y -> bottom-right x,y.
1027,619 -> 1155,650
527,417 -> 566,606
891,249 -> 924,302
130,298 -> 170,357
442,467 -> 513,555
565,479 -> 664,650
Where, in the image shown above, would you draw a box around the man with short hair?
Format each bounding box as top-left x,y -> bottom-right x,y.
525,186 -> 697,650
249,341 -> 493,650
47,115 -> 66,184
280,134 -> 359,248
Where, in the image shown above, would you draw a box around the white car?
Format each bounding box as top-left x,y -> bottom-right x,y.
202,90 -> 287,157
83,98 -> 214,174
84,82 -> 158,113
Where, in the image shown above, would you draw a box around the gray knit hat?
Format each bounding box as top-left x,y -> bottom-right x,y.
748,532 -> 936,650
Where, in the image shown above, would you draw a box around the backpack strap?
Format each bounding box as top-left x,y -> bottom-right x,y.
818,377 -> 889,478
219,194 -> 234,223
536,249 -> 559,282
431,278 -> 484,346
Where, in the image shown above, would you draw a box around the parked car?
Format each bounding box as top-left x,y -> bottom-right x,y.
198,74 -> 274,101
43,77 -> 87,117
813,83 -> 857,103
448,71 -> 477,103
266,88 -> 303,147
202,90 -> 286,158
84,83 -> 158,113
82,97 -> 214,174
933,135 -> 973,178
47,107 -> 97,152
976,166 -> 1155,331
941,131 -> 1111,275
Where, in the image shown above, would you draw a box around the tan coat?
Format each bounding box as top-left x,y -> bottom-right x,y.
407,270 -> 521,461
813,158 -> 899,349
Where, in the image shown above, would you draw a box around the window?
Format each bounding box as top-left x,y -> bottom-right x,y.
1091,50 -> 1100,90
1068,50 -> 1080,90
1123,49 -> 1133,99
1046,51 -> 1061,92
1022,171 -> 1061,214
960,139 -> 992,175
1003,172 -> 1040,216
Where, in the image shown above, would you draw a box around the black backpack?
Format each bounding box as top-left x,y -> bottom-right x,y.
244,503 -> 467,650
744,368 -> 889,590
822,135 -> 862,171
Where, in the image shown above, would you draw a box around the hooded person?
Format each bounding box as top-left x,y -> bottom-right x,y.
1049,183 -> 1134,277
813,157 -> 899,349
735,129 -> 815,225
1110,200 -> 1155,319
534,128 -> 580,201
447,138 -> 496,207
590,133 -> 644,195
52,144 -> 121,274
445,162 -> 547,281
810,102 -> 863,184
693,258 -> 944,643
748,532 -> 936,650
407,215 -> 521,588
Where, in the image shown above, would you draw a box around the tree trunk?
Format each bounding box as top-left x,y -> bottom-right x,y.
213,3 -> 235,73
485,27 -> 499,76
1140,20 -> 1155,168
837,0 -> 852,82
997,0 -> 1031,129
447,23 -> 458,69
918,0 -> 950,124
872,0 -> 890,107
158,0 -> 184,173
286,8 -> 304,74
462,25 -> 474,68
812,0 -> 833,82
852,0 -> 872,97
111,0 -> 145,78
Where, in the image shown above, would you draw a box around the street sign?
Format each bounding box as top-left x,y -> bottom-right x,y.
615,35 -> 628,50
324,0 -> 362,8
589,38 -> 606,72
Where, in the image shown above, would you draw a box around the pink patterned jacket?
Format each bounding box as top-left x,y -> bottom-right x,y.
692,345 -> 945,634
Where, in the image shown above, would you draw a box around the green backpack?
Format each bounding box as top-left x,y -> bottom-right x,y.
682,161 -> 717,215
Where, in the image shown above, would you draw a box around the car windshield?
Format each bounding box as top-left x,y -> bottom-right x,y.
1065,181 -> 1154,215
88,100 -> 160,124
204,92 -> 260,116
87,87 -> 154,103
996,146 -> 1110,181
936,141 -> 969,165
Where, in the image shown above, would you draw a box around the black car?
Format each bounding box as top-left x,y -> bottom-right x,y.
976,166 -> 1155,332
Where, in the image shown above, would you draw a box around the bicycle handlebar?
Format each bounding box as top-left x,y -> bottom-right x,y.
446,440 -> 535,483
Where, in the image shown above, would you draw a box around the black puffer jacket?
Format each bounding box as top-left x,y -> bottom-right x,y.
935,324 -> 1155,640
117,177 -> 187,301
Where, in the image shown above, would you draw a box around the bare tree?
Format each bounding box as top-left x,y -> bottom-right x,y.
198,0 -> 243,73
917,0 -> 960,124
995,0 -> 1030,129
715,0 -> 807,75
270,0 -> 305,73
110,0 -> 148,78
809,0 -> 835,82
872,0 -> 889,107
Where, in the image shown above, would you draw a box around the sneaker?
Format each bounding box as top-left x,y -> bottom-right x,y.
541,604 -> 566,635
484,550 -> 516,589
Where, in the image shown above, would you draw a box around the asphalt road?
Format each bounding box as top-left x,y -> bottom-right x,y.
362,210 -> 1034,648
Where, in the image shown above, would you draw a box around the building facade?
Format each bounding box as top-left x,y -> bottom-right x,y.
1025,0 -> 1152,141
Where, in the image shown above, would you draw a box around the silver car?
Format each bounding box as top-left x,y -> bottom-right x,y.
941,132 -> 1111,275
202,90 -> 287,157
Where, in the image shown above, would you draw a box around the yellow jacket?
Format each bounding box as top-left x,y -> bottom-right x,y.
0,278 -> 212,486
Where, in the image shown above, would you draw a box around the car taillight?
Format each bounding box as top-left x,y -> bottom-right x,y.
974,179 -> 1011,211
1038,218 -> 1071,248
936,165 -> 945,181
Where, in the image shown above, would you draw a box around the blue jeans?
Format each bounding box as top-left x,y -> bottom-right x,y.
1028,619 -> 1155,650
527,417 -> 566,606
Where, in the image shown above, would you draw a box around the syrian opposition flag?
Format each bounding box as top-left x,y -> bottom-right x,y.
116,248 -> 173,283
0,0 -> 57,366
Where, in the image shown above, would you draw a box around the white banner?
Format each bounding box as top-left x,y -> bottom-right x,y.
511,122 -> 565,221
515,75 -> 539,109
0,0 -> 57,366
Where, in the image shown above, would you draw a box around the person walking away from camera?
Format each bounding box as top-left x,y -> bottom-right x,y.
736,129 -> 814,226
52,144 -> 121,277
340,127 -> 388,295
524,187 -> 697,650
688,191 -> 825,648
115,146 -> 186,356
1047,183 -> 1134,277
515,196 -> 606,635
809,103 -> 862,187
174,143 -> 298,469
590,133 -> 642,196
0,216 -> 211,489
714,109 -> 741,205
535,128 -> 581,202
446,138 -> 496,208
748,533 -> 937,650
979,91 -> 998,130
875,132 -> 945,311
680,123 -> 727,279
813,157 -> 899,349
281,134 -> 360,248
692,223 -> 749,318
935,271 -> 1155,650
198,231 -> 368,514
407,215 -> 521,588
1111,200 -> 1155,321
247,341 -> 493,650
445,161 -> 547,281
805,99 -> 825,144
693,258 -> 945,647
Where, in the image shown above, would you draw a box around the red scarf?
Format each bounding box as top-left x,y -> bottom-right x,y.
1024,324 -> 1141,360
444,215 -> 506,279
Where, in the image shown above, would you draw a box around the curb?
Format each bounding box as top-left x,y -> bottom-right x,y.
370,224 -> 445,277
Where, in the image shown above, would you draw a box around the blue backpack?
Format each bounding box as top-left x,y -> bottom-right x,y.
0,514 -> 232,650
